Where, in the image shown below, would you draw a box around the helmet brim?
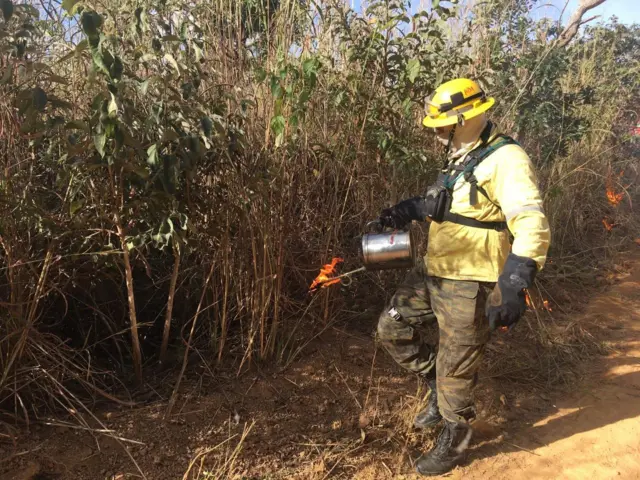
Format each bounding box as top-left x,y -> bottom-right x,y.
422,97 -> 495,128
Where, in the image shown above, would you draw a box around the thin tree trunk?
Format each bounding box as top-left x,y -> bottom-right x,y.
165,260 -> 216,419
116,216 -> 143,384
160,244 -> 181,365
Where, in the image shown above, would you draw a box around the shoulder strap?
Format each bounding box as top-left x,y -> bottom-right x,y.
441,191 -> 507,230
437,127 -> 517,231
450,133 -> 519,205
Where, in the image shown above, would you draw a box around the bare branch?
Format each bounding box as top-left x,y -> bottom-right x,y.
579,15 -> 600,26
557,0 -> 608,48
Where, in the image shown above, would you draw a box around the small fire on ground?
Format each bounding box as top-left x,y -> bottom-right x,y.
606,170 -> 626,206
602,217 -> 616,232
309,257 -> 344,292
525,292 -> 552,312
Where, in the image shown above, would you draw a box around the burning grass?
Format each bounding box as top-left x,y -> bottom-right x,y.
309,257 -> 344,292
606,170 -> 627,206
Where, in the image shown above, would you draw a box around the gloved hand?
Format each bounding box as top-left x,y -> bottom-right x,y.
486,253 -> 538,331
379,196 -> 429,229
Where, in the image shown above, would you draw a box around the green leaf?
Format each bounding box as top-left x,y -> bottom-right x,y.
407,58 -> 420,83
201,116 -> 213,137
93,132 -> 106,157
56,40 -> 87,64
47,74 -> 69,84
299,89 -> 311,105
255,67 -> 267,83
81,11 -> 103,37
270,115 -> 286,147
159,218 -> 174,235
1,0 -> 14,21
65,120 -> 89,131
70,198 -> 85,215
123,163 -> 149,179
90,92 -> 105,112
75,39 -> 88,55
138,76 -> 159,95
193,44 -> 203,63
161,128 -> 179,144
164,53 -> 180,74
109,55 -> 123,81
270,76 -> 282,99
138,79 -> 150,95
270,115 -> 285,136
302,58 -> 318,77
432,0 -> 439,8
147,144 -> 158,166
48,95 -> 73,110
89,40 -> 109,76
108,93 -> 118,118
62,0 -> 81,15
186,136 -> 202,159
32,87 -> 48,111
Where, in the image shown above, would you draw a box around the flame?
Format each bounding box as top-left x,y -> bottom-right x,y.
309,257 -> 344,291
602,217 -> 616,232
606,170 -> 625,206
525,292 -> 552,312
606,189 -> 624,206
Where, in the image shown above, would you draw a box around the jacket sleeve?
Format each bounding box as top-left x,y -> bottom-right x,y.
490,144 -> 551,269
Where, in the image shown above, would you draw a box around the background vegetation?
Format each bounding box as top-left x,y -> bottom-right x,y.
1,0 -> 638,422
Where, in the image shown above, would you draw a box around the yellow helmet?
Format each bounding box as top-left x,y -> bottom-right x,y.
422,78 -> 495,128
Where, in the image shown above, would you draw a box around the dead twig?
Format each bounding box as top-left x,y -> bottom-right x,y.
334,365 -> 362,409
504,441 -> 542,456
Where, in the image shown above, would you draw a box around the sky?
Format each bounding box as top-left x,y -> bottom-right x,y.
350,0 -> 640,25
536,0 -> 640,25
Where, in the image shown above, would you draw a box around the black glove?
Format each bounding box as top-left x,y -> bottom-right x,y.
379,196 -> 429,229
486,253 -> 538,331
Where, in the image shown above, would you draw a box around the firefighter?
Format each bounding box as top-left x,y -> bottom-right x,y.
376,78 -> 551,475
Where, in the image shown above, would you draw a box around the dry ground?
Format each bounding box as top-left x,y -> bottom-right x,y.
2,249 -> 640,480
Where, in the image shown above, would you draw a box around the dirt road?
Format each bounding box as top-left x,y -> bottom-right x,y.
456,254 -> 640,480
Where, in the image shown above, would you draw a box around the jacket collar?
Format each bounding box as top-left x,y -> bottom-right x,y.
449,121 -> 498,160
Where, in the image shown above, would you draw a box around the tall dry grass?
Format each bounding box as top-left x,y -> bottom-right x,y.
0,0 -> 638,424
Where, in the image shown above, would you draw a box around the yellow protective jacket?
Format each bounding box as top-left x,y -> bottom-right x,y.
426,124 -> 551,282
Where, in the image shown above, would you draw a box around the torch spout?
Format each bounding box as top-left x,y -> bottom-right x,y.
309,266 -> 367,292
332,266 -> 367,280
331,266 -> 367,287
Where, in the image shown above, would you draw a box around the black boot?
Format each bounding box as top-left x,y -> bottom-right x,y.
414,378 -> 442,428
415,420 -> 472,476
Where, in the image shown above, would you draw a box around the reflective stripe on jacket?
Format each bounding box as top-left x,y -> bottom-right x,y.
426,125 -> 551,282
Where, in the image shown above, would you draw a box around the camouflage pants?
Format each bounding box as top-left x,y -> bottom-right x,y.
377,262 -> 492,423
